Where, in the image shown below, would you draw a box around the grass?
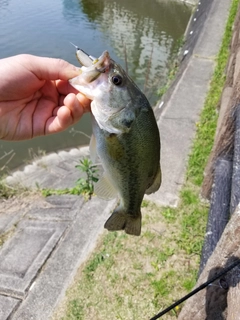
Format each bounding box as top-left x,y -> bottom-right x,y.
44,1 -> 240,319
187,0 -> 240,186
52,196 -> 208,320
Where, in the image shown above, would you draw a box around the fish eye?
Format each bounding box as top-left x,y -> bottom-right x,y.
112,74 -> 123,86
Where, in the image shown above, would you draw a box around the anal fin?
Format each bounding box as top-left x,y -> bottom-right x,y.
94,172 -> 118,200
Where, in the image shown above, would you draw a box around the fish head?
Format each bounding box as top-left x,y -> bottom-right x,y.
69,51 -> 149,133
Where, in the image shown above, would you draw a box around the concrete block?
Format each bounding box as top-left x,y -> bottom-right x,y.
15,164 -> 86,190
5,168 -> 46,188
50,171 -> 86,189
11,198 -> 115,320
4,172 -> 24,186
75,146 -> 90,156
45,195 -> 80,208
0,295 -> 21,320
0,220 -> 68,298
57,150 -> 70,161
36,153 -> 61,166
57,159 -> 81,172
69,148 -> 87,157
23,163 -> 39,175
55,160 -> 77,172
27,171 -> 69,189
0,210 -> 23,235
26,207 -> 76,221
45,165 -> 70,177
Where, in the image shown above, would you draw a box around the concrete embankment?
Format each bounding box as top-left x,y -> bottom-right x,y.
148,0 -> 232,206
0,0 -> 233,319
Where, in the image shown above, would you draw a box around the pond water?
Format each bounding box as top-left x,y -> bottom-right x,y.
0,0 -> 191,170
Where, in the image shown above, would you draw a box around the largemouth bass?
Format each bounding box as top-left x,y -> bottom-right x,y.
70,48 -> 161,236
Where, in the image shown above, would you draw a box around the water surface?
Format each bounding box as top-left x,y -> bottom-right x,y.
0,0 -> 191,170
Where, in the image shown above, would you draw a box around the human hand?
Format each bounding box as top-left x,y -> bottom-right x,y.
0,54 -> 91,140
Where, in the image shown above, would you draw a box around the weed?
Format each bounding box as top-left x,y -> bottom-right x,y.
41,188 -> 69,197
75,158 -> 99,198
0,181 -> 17,198
42,157 -> 99,199
27,148 -> 46,165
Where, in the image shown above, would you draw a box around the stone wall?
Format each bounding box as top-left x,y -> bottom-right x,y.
202,6 -> 240,199
178,6 -> 240,319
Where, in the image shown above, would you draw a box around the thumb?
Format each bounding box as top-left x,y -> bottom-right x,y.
27,55 -> 81,81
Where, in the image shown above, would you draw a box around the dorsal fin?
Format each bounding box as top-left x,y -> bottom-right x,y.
145,165 -> 161,195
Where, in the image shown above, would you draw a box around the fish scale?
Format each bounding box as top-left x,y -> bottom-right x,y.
69,48 -> 161,236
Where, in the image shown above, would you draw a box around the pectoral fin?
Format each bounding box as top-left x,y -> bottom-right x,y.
94,172 -> 118,200
145,165 -> 161,195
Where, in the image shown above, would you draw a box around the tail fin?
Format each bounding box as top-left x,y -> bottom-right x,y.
104,208 -> 142,236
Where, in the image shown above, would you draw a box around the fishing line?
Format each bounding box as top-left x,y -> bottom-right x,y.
149,259 -> 240,320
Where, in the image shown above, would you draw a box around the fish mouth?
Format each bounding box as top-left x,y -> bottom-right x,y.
71,42 -> 111,76
75,45 -> 110,69
95,66 -> 107,73
69,51 -> 110,87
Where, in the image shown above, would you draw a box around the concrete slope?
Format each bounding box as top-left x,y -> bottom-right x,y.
146,0 -> 232,206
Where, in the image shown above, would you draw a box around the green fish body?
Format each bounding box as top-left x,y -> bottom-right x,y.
70,50 -> 161,236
